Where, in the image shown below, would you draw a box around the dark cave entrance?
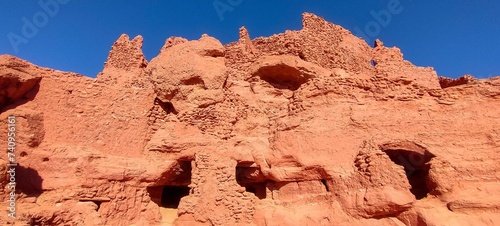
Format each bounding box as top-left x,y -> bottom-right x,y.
147,160 -> 192,209
92,201 -> 102,211
242,182 -> 267,199
236,164 -> 267,199
160,186 -> 191,208
381,144 -> 435,200
321,179 -> 330,192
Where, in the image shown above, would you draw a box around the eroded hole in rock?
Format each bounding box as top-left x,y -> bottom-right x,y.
380,143 -> 435,200
16,165 -> 43,197
298,52 -> 306,60
29,216 -> 58,226
245,182 -> 267,199
160,186 -> 190,208
0,77 -> 41,110
147,184 -> 191,224
146,160 -> 193,226
148,160 -> 192,208
155,97 -> 177,115
321,179 -> 330,192
181,76 -> 205,87
92,201 -> 102,211
254,64 -> 310,91
236,164 -> 267,199
205,50 -> 224,58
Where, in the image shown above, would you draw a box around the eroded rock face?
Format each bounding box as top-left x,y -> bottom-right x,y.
0,56 -> 42,109
1,12 -> 499,226
372,39 -> 440,90
148,35 -> 227,113
96,34 -> 149,87
248,55 -> 331,90
439,74 -> 477,88
103,34 -> 148,70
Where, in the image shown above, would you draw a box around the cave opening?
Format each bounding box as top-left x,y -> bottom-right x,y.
146,160 -> 193,224
254,64 -> 310,91
148,184 -> 192,209
236,164 -> 268,199
146,185 -> 190,225
16,165 -> 43,197
155,97 -> 177,115
243,182 -> 267,199
92,201 -> 102,211
321,179 -> 330,192
381,147 -> 435,200
147,160 -> 192,209
160,186 -> 191,208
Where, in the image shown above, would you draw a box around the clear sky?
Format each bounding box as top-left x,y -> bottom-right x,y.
1,1 -> 499,78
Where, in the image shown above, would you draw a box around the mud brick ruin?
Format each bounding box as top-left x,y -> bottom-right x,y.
1,13 -> 499,225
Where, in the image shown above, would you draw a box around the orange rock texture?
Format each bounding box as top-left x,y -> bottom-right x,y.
1,13 -> 499,225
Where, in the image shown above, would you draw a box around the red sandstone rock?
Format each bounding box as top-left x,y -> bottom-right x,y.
439,74 -> 477,88
1,12 -> 499,226
97,34 -> 149,87
148,34 -> 227,113
0,56 -> 42,109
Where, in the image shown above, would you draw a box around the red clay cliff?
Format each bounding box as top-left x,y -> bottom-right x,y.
1,13 -> 499,225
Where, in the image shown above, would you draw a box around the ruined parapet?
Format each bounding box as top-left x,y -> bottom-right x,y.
97,34 -> 149,87
372,39 -> 441,90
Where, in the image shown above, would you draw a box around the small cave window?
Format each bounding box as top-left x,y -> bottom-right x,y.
17,165 -> 43,197
181,76 -> 205,87
321,179 -> 330,192
236,165 -> 267,199
92,201 -> 102,211
147,160 -> 193,208
254,64 -> 311,91
147,184 -> 191,225
298,52 -> 306,60
243,182 -> 267,199
160,186 -> 191,208
155,97 -> 177,115
381,144 -> 435,200
78,198 -> 108,212
148,185 -> 191,209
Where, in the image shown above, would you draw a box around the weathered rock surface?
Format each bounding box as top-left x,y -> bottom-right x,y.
97,34 -> 149,87
0,56 -> 43,109
439,74 -> 477,89
149,34 -> 227,113
1,12 -> 499,226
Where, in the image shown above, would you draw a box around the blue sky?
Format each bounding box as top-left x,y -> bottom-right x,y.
1,1 -> 499,78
